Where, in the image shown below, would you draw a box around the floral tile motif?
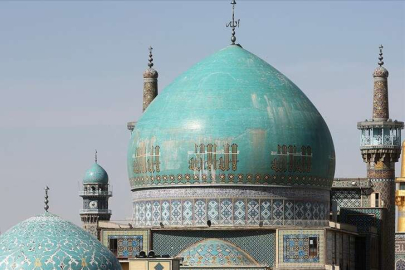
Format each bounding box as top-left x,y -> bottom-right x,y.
109,235 -> 143,258
0,213 -> 121,269
133,199 -> 329,227
178,239 -> 258,267
283,234 -> 320,263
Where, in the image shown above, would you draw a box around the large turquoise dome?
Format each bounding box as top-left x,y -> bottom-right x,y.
128,45 -> 335,190
0,212 -> 121,269
83,163 -> 108,184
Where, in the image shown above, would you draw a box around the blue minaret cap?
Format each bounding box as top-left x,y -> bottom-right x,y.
83,151 -> 108,184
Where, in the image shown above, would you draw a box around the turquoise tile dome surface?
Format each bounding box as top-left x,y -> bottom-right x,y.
0,212 -> 121,270
178,238 -> 259,267
83,163 -> 108,184
128,45 -> 335,190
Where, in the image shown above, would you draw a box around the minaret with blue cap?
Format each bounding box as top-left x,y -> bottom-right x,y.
358,46 -> 403,270
79,150 -> 112,238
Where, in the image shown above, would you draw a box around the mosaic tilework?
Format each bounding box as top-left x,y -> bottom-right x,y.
152,201 -> 161,226
278,230 -> 324,268
234,200 -> 246,225
108,235 -> 143,258
194,199 -> 206,225
171,200 -> 182,225
331,189 -> 361,211
283,234 -> 319,263
152,230 -> 275,267
372,75 -> 389,119
0,213 -> 121,270
207,199 -> 219,225
396,234 -> 405,270
101,230 -> 149,254
178,239 -> 259,267
132,187 -> 330,201
260,200 -> 271,225
248,199 -> 260,225
133,198 -> 329,227
129,173 -> 332,189
145,201 -> 152,226
220,199 -> 233,225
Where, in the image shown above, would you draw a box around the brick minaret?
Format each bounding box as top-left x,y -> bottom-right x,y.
358,45 -> 403,270
143,46 -> 158,112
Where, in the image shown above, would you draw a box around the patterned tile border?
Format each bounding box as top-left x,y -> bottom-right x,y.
129,173 -> 332,189
132,198 -> 329,228
278,229 -> 324,268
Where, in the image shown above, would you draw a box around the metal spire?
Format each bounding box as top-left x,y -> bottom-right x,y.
95,149 -> 98,163
378,45 -> 384,66
226,0 -> 240,45
44,186 -> 49,212
148,46 -> 154,68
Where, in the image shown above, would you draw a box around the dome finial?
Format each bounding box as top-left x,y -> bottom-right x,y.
378,44 -> 384,66
226,0 -> 240,45
95,149 -> 98,163
148,46 -> 154,68
44,186 -> 49,212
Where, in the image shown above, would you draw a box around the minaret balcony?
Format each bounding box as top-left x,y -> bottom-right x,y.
79,209 -> 112,214
79,190 -> 112,197
360,134 -> 401,149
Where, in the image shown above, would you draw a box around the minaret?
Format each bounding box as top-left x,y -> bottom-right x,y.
396,141 -> 405,232
142,46 -> 158,112
79,151 -> 112,239
358,45 -> 404,270
127,46 -> 159,133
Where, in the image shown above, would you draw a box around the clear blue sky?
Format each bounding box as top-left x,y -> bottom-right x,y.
0,1 -> 404,232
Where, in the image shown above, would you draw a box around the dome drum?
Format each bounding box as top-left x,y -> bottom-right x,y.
131,187 -> 330,228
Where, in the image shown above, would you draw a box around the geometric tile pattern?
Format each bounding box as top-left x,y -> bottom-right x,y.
278,229 -> 324,268
133,198 -> 329,227
108,235 -> 143,258
129,173 -> 333,189
331,189 -> 361,211
101,229 -> 149,257
178,239 -> 258,266
0,212 -> 121,269
152,230 -> 276,267
283,234 -> 320,263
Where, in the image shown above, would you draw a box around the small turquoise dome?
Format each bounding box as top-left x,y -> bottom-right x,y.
178,239 -> 259,267
128,45 -> 335,190
83,163 -> 108,184
0,212 -> 121,269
